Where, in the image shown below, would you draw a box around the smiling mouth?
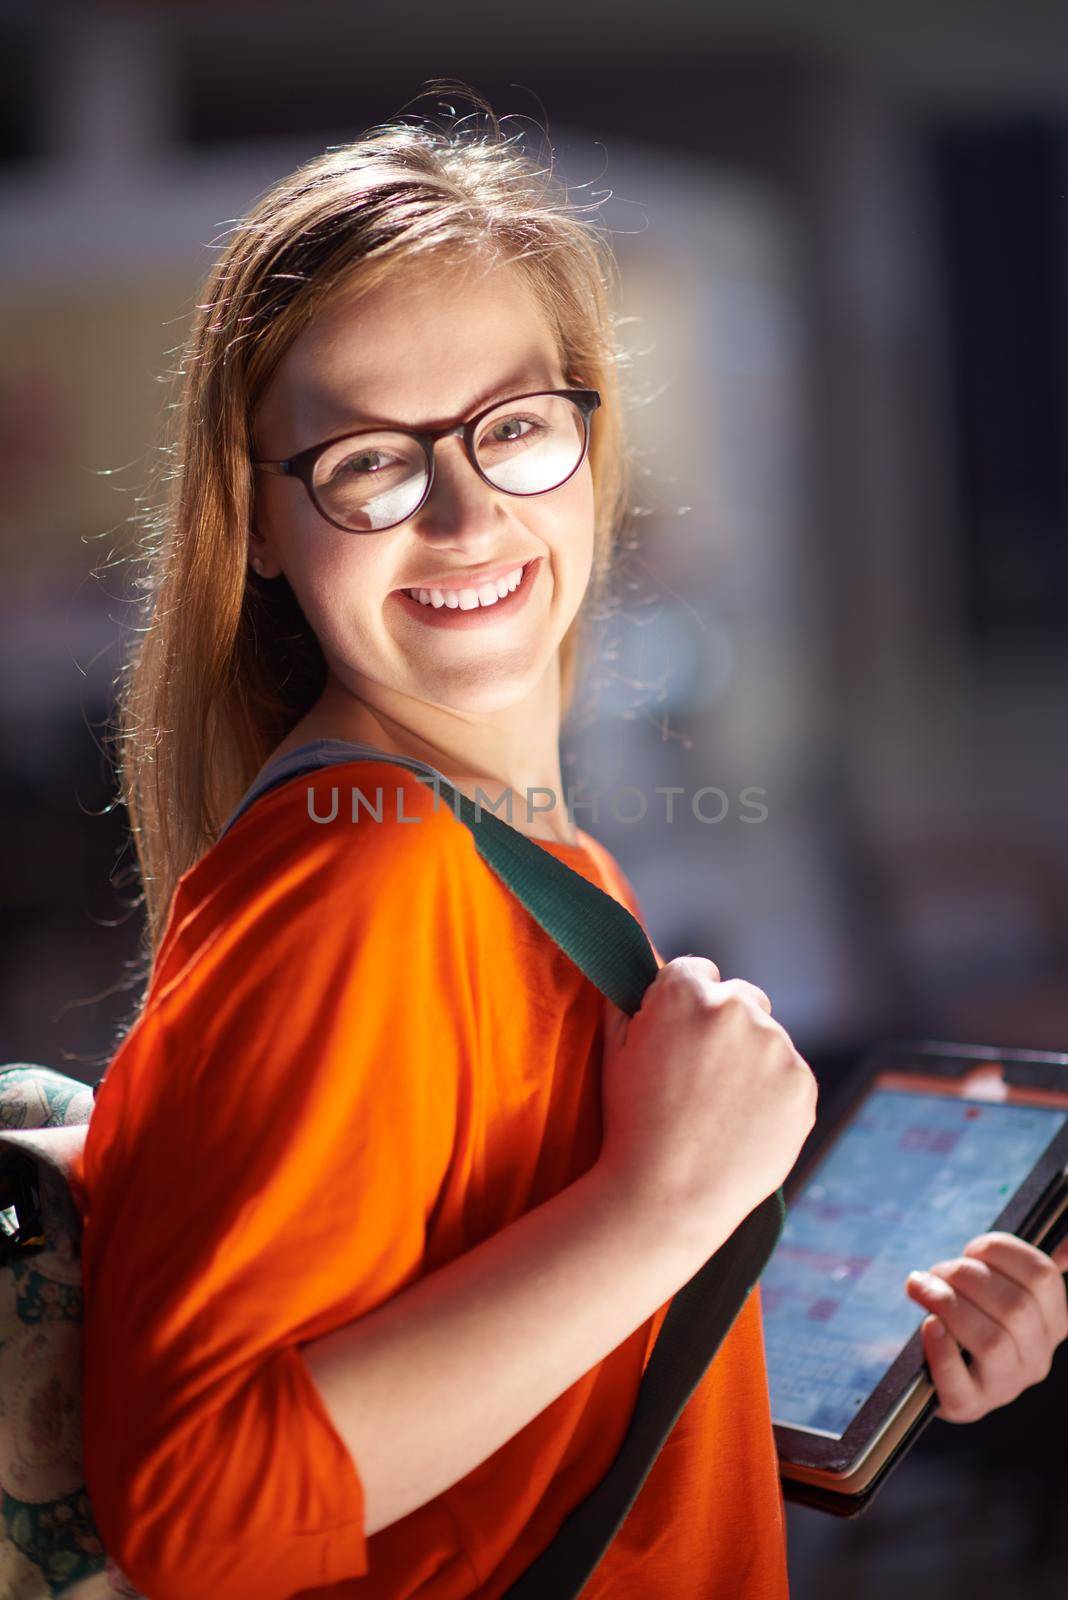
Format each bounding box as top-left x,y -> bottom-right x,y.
399,559 -> 535,611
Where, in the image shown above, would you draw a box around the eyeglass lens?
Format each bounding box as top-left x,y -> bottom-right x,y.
310,393 -> 587,532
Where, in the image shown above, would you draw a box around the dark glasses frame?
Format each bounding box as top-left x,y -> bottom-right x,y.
250,387 -> 601,535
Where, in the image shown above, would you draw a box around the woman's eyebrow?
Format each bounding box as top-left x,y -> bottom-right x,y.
308,371 -> 556,436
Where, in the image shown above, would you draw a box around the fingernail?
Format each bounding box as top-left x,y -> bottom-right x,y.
928,1316 -> 946,1339
907,1270 -> 934,1286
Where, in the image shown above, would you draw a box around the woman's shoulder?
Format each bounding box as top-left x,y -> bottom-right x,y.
228,754 -> 468,881
227,752 -> 466,856
152,758 -> 477,998
90,760 -> 481,1179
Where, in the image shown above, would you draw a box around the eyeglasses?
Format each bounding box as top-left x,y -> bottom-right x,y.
250,387 -> 601,534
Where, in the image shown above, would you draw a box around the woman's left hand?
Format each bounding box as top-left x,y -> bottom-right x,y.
904,1232 -> 1068,1422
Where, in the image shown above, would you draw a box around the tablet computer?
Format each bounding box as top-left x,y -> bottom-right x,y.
762,1040 -> 1068,1517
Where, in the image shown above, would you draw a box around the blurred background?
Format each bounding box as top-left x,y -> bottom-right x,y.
2,1 -> 1066,1594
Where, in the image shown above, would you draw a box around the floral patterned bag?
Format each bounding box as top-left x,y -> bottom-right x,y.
0,1066 -> 142,1599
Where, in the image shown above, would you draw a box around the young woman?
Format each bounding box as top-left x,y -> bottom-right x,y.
71,91 -> 1066,1600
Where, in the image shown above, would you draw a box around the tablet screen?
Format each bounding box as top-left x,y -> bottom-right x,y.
762,1085 -> 1068,1439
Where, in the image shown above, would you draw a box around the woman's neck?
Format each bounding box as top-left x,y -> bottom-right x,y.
284,673 -> 580,847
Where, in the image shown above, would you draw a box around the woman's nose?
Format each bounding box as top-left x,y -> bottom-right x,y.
414,435 -> 508,542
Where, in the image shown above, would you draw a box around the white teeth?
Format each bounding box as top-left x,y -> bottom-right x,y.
406,564 -> 526,609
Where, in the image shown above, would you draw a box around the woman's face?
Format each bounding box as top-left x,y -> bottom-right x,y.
249,256 -> 596,717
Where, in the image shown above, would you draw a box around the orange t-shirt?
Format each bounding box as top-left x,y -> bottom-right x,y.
71,760 -> 789,1600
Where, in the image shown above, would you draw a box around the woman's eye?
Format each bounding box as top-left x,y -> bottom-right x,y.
335,450 -> 386,478
483,415 -> 540,448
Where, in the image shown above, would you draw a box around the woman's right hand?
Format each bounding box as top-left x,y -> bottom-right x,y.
597,956 -> 818,1255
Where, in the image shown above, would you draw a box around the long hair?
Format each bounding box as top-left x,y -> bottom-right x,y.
109,82 -> 632,983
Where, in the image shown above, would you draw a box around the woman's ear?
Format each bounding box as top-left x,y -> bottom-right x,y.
247,528 -> 281,580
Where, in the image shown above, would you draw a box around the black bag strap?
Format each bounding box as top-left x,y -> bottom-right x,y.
219,741 -> 786,1597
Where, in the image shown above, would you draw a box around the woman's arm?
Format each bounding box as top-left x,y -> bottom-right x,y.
300,1159 -> 727,1537
82,782 -> 754,1600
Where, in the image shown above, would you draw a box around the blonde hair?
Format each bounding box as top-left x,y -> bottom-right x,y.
109,82 -> 631,976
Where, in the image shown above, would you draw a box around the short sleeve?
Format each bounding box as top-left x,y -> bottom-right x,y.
77,767 -> 478,1600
